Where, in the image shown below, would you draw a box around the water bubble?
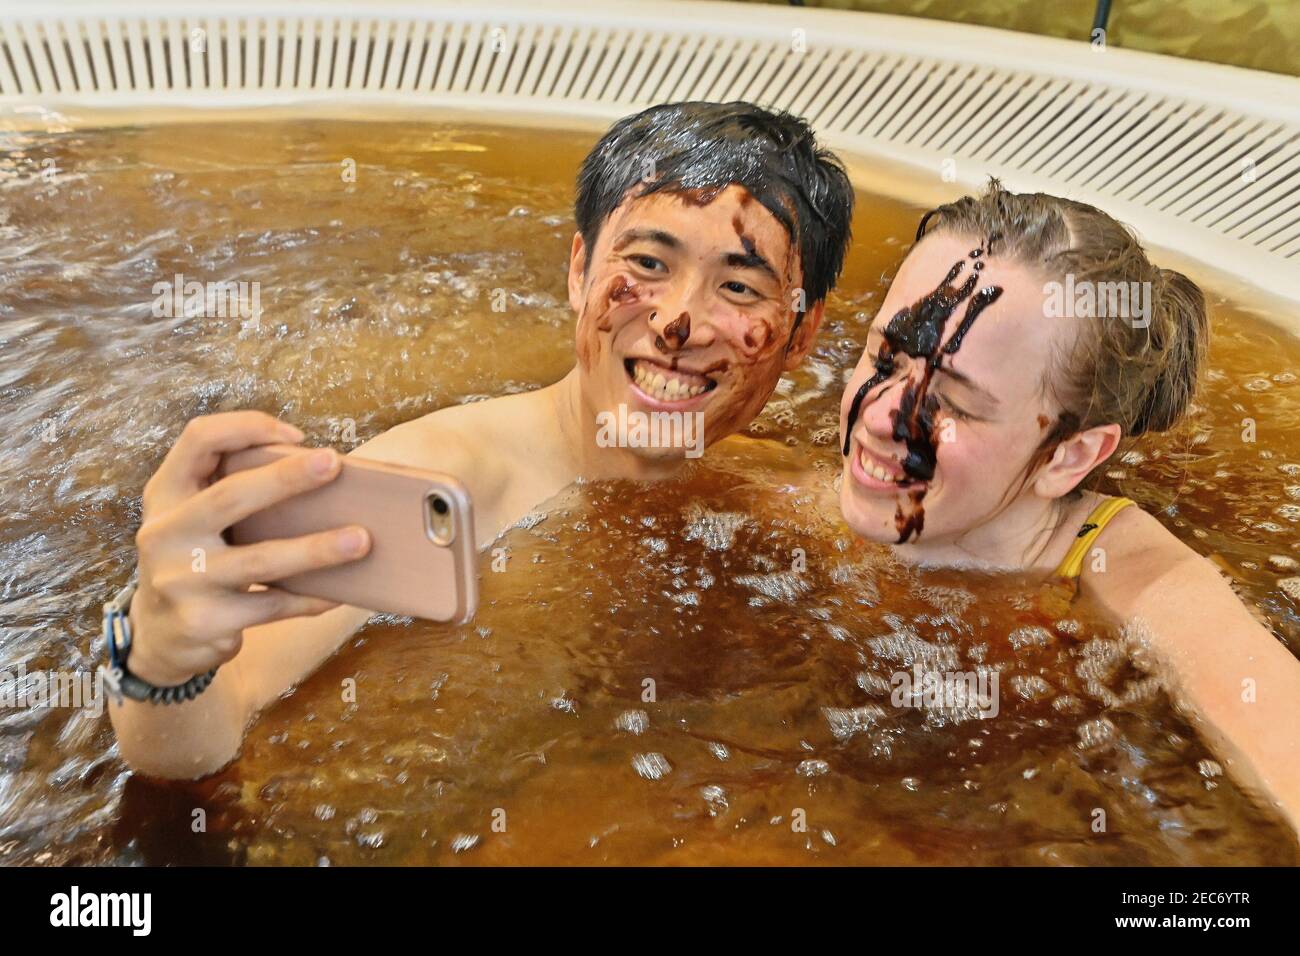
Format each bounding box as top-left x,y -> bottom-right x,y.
823,704 -> 885,741
681,504 -> 750,551
633,753 -> 672,780
430,673 -> 448,700
1010,674 -> 1054,701
1075,717 -> 1117,750
513,510 -> 547,531
450,833 -> 480,853
855,672 -> 892,697
733,569 -> 812,604
797,759 -> 830,777
707,742 -> 730,761
1053,618 -> 1082,637
1008,625 -> 1054,651
1052,694 -> 1083,714
700,785 -> 728,815
614,710 -> 649,735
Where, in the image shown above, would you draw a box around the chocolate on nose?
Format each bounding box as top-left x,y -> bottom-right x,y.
662,311 -> 690,349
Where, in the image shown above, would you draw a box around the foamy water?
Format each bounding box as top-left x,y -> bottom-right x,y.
1,119 -> 1297,865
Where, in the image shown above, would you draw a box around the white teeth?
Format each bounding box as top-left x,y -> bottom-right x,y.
630,360 -> 708,402
859,449 -> 899,483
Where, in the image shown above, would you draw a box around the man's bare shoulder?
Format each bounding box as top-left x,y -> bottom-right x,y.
348,399 -> 517,494
345,388 -> 564,540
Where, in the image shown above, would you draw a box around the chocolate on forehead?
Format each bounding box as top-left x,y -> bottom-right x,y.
843,244 -> 1004,543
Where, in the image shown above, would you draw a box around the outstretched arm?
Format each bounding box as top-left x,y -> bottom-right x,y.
108,413 -> 494,779
1089,507 -> 1300,835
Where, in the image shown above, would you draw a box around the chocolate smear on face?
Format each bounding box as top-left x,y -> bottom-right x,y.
662,311 -> 690,349
677,185 -> 726,207
894,489 -> 927,541
842,245 -> 1004,543
732,215 -> 759,259
599,275 -> 640,331
656,310 -> 691,356
608,275 -> 639,304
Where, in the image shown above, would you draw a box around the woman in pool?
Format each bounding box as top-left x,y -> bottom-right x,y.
838,182 -> 1300,834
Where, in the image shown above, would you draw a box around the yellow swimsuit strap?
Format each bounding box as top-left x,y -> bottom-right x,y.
1053,496 -> 1137,580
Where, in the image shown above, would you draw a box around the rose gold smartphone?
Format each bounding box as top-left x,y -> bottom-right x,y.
218,444 -> 477,623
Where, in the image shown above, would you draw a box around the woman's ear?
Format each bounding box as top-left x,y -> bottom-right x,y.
567,231 -> 587,315
783,299 -> 826,371
1033,423 -> 1122,499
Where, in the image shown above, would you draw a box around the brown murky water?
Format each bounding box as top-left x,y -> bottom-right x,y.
1,119 -> 1298,865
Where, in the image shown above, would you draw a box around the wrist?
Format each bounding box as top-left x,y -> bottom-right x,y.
104,574 -> 217,704
125,609 -> 202,687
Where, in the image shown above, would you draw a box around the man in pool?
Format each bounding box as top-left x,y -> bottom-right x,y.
108,101 -> 855,777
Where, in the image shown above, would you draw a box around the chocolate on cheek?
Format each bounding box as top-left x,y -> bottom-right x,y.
842,244 -> 1005,544
578,272 -> 642,368
737,313 -> 778,358
729,202 -> 802,355
599,274 -> 641,331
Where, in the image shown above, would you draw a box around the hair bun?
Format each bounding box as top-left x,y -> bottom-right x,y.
1130,266 -> 1207,436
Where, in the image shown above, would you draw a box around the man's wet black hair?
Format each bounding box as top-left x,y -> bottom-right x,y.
575,101 -> 854,308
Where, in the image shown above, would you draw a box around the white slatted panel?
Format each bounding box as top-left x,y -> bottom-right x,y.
0,2 -> 1296,298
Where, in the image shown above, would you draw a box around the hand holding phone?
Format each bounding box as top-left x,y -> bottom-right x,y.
125,412 -> 478,693
126,413 -> 372,688
220,444 -> 478,623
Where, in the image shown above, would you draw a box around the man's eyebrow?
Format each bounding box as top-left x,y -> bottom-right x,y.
936,362 -> 999,405
612,228 -> 681,252
723,247 -> 779,282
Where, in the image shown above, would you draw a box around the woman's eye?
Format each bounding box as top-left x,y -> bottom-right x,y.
937,392 -> 972,422
630,255 -> 665,273
723,280 -> 756,297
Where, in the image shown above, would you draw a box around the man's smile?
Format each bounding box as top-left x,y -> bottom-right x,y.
623,356 -> 719,408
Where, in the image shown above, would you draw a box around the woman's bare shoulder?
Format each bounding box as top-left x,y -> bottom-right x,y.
1084,500 -> 1237,617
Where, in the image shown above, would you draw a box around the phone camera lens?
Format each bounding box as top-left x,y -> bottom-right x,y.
425,492 -> 456,546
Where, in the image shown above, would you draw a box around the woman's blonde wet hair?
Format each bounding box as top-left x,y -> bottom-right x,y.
916,180 -> 1209,475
